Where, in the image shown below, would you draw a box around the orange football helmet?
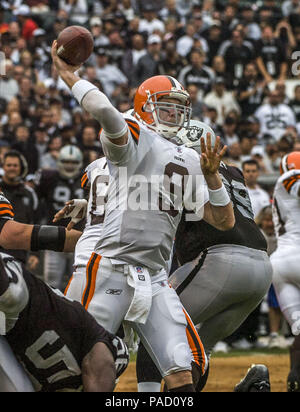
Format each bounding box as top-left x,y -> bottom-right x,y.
280,151 -> 300,175
134,75 -> 191,139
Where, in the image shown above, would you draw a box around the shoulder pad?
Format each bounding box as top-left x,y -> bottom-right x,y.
280,169 -> 300,194
124,117 -> 140,144
0,191 -> 14,219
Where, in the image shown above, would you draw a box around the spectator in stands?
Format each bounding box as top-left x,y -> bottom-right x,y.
242,159 -> 271,218
89,16 -> 110,50
289,84 -> 300,129
282,0 -> 300,17
78,125 -> 102,166
2,110 -> 23,144
237,62 -> 268,117
178,48 -> 215,99
121,33 -> 147,86
11,124 -> 38,174
132,34 -> 162,87
158,0 -> 182,23
33,125 -> 49,170
239,3 -> 261,41
176,22 -> 199,58
186,84 -> 204,121
0,59 -> 19,103
210,55 -> 232,90
218,28 -> 255,88
58,0 -> 89,26
13,4 -> 38,41
255,25 -> 287,83
203,76 -> 240,126
254,89 -> 296,143
138,4 -> 165,35
220,4 -> 239,40
221,115 -> 240,147
203,20 -> 223,66
95,48 -> 128,104
158,33 -> 187,78
40,136 -> 62,170
275,79 -> 290,105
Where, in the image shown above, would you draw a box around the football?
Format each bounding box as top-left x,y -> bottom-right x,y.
56,25 -> 94,66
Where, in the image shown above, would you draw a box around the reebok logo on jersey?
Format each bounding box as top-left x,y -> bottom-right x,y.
174,156 -> 185,163
105,289 -> 123,295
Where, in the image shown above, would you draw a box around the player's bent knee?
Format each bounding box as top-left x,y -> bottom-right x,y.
163,342 -> 192,376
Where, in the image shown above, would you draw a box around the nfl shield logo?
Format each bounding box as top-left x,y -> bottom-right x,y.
135,266 -> 143,273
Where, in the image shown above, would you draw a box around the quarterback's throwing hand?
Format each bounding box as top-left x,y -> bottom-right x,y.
51,40 -> 81,74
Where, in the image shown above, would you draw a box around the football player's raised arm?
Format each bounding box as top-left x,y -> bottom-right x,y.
200,135 -> 235,231
51,40 -> 128,147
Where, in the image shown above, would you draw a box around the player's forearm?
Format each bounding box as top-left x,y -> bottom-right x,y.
72,81 -> 128,145
58,70 -> 81,89
0,221 -> 80,253
63,229 -> 82,252
203,172 -> 235,230
203,170 -> 223,190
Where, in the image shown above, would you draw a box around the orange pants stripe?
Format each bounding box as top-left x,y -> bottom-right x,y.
81,253 -> 101,309
183,308 -> 206,375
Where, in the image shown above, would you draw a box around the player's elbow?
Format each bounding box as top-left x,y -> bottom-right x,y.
82,342 -> 116,392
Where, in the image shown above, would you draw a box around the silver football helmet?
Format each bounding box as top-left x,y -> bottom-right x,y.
57,145 -> 83,179
175,120 -> 216,153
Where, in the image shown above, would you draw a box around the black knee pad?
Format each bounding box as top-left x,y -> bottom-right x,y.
136,342 -> 162,384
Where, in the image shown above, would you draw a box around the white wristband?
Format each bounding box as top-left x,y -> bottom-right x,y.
72,80 -> 98,105
208,184 -> 230,207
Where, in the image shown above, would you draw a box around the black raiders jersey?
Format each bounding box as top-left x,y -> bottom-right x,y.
34,169 -> 85,228
175,163 -> 267,265
5,265 -> 125,392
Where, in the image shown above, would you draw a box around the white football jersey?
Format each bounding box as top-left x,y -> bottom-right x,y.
73,157 -> 109,267
95,114 -> 209,271
272,169 -> 300,248
254,103 -> 296,142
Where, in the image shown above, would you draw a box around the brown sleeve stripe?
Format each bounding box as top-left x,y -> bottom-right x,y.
282,174 -> 300,192
126,119 -> 140,144
0,209 -> 14,217
0,202 -> 13,209
81,172 -> 88,189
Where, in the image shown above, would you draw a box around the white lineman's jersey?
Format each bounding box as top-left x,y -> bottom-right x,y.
73,157 -> 109,267
272,169 -> 300,248
96,114 -> 209,271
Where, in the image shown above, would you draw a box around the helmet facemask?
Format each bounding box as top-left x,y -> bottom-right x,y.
140,90 -> 192,139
